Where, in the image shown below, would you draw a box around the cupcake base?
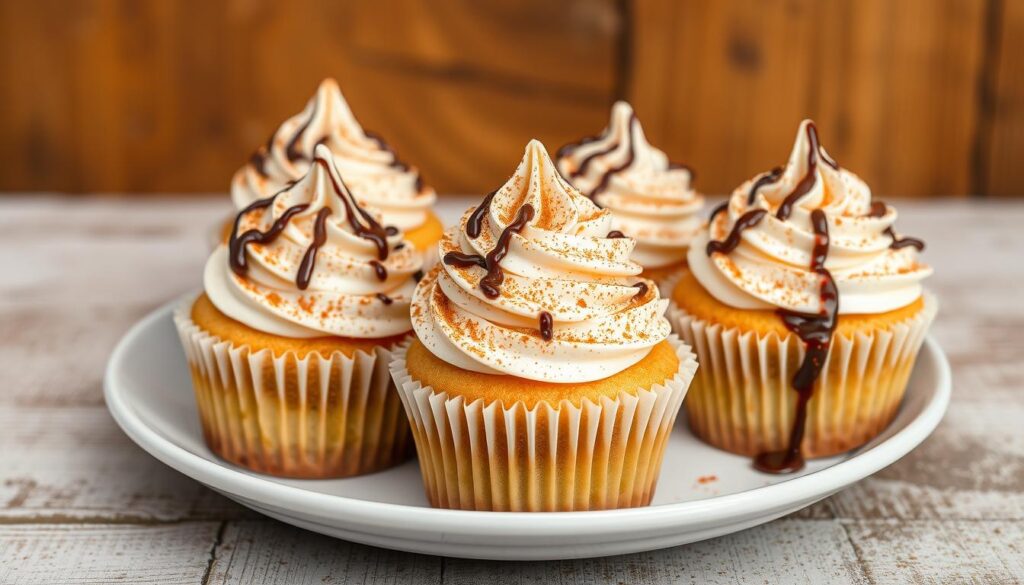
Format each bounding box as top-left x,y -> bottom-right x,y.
390,337 -> 698,512
175,294 -> 413,478
667,269 -> 937,459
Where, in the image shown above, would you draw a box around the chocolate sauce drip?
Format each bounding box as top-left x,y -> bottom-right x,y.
466,190 -> 497,239
556,126 -> 608,162
747,167 -> 784,205
285,100 -> 318,162
632,282 -> 648,298
885,227 -> 925,251
385,226 -> 399,236
539,311 -> 554,341
866,201 -> 888,218
394,242 -> 406,251
310,157 -> 390,260
754,209 -> 839,474
706,209 -> 768,256
249,148 -> 269,178
413,270 -> 425,282
376,293 -> 393,305
776,123 -> 827,221
369,260 -> 388,281
228,198 -> 310,277
479,204 -> 536,298
442,252 -> 487,269
296,208 -> 332,290
708,202 -> 729,224
607,230 -> 626,238
364,130 -> 413,173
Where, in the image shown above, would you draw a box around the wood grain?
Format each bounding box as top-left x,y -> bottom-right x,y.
984,0 -> 1024,197
628,0 -> 988,198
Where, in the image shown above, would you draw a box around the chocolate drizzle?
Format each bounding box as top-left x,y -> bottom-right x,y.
479,204 -> 536,299
708,202 -> 729,224
442,252 -> 487,269
632,282 -> 648,298
310,156 -> 390,261
776,123 -> 830,221
466,189 -> 497,239
607,230 -> 626,238
376,293 -> 393,305
285,100 -> 318,162
747,167 -> 784,205
866,201 -> 887,218
296,208 -> 332,290
754,209 -> 839,474
706,209 -> 768,256
588,114 -> 639,201
369,260 -> 388,281
228,197 -> 309,278
539,311 -> 554,341
885,227 -> 925,251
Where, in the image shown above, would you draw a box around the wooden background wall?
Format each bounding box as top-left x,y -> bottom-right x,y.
1,0 -> 1021,197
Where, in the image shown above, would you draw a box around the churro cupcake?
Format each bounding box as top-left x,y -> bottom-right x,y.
670,120 -> 935,473
229,79 -> 442,257
557,102 -> 703,284
390,140 -> 698,511
177,144 -> 423,478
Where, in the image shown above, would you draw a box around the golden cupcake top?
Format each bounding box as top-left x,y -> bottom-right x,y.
412,139 -> 671,383
231,78 -> 437,233
688,119 -> 932,316
206,144 -> 422,339
557,101 -> 704,268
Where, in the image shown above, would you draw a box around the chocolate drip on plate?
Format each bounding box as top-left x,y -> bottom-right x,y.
755,208 -> 839,474
479,204 -> 536,299
296,208 -> 332,290
539,311 -> 554,341
706,209 -> 768,256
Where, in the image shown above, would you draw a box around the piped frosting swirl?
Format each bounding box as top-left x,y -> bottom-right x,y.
557,102 -> 704,268
412,139 -> 671,383
689,119 -> 932,315
206,144 -> 422,339
231,78 -> 436,233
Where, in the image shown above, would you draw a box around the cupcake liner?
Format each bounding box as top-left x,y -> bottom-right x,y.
665,277 -> 937,459
173,296 -> 411,478
389,335 -> 698,511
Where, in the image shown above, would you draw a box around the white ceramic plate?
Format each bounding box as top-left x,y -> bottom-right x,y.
104,298 -> 950,560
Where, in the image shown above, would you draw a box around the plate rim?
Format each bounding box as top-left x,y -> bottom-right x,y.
104,295 -> 950,539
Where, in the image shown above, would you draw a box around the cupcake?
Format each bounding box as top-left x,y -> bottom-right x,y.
556,101 -> 703,284
390,139 -> 698,511
177,144 -> 423,478
670,119 -> 936,473
229,78 -> 442,257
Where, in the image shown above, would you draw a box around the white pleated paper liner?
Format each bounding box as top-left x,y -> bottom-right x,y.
173,296 -> 412,478
389,335 -> 699,512
664,272 -> 938,459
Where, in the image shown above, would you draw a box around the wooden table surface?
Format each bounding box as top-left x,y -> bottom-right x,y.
1,196 -> 1022,585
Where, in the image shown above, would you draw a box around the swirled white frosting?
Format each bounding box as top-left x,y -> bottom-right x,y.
688,119 -> 932,315
557,101 -> 703,268
231,78 -> 436,233
412,139 -> 671,383
207,145 -> 422,338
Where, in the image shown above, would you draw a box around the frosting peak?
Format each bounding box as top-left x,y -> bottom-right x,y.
232,79 -> 436,233
689,119 -> 931,315
557,102 -> 704,268
207,144 -> 422,339
413,140 -> 671,383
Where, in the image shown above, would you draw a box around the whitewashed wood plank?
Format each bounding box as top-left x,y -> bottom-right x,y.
443,520 -> 867,585
0,406 -> 247,521
845,520 -> 1024,584
0,522 -> 219,585
209,521 -> 442,585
